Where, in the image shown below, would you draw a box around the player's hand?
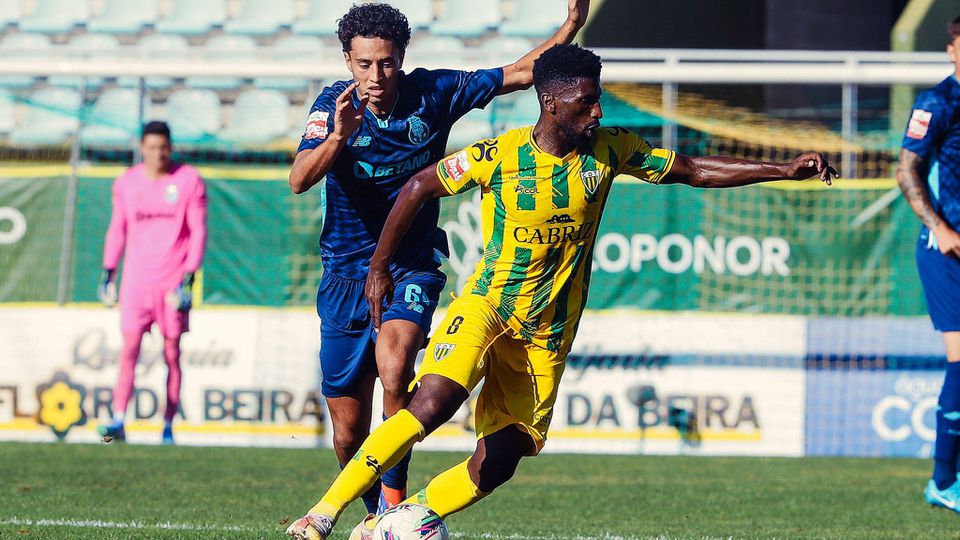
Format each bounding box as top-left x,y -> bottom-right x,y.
165,272 -> 195,312
365,265 -> 394,331
787,152 -> 840,186
332,81 -> 369,140
934,222 -> 960,259
567,0 -> 590,28
97,269 -> 118,308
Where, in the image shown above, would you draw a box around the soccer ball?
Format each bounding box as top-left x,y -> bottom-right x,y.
372,503 -> 449,540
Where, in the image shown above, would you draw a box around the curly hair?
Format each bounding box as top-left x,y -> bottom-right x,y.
337,3 -> 411,52
532,44 -> 602,93
950,15 -> 960,43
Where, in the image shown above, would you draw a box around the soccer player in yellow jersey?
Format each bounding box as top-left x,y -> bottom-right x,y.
286,44 -> 839,540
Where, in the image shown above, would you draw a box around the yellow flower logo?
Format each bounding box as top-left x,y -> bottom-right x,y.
36,372 -> 87,440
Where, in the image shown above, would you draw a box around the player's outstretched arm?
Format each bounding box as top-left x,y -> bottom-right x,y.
661,152 -> 839,189
289,82 -> 369,194
498,0 -> 590,94
897,147 -> 960,257
366,166 -> 451,329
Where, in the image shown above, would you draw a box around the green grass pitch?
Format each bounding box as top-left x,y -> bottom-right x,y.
1,441 -> 957,539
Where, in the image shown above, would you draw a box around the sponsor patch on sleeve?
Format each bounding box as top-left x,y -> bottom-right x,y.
303,111 -> 329,140
440,151 -> 471,182
906,109 -> 932,140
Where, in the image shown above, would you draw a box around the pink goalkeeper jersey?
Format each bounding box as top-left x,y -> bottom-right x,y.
102,163 -> 207,292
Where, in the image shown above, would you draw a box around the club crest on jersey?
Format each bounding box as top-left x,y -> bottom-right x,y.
433,343 -> 455,361
907,109 -> 932,140
580,169 -> 601,196
408,116 -> 430,144
165,184 -> 179,204
304,110 -> 329,140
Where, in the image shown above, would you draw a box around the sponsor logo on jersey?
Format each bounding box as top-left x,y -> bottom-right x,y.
441,151 -> 471,182
513,221 -> 596,245
408,115 -> 430,144
303,110 -> 329,140
546,214 -> 574,224
907,109 -> 932,140
433,343 -> 455,361
515,184 -> 538,195
352,136 -> 372,147
353,151 -> 431,179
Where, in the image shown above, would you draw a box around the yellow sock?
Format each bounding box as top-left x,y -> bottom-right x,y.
310,409 -> 425,519
403,458 -> 488,518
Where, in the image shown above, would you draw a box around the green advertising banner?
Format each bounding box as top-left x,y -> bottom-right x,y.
0,167 -> 929,316
0,177 -> 66,302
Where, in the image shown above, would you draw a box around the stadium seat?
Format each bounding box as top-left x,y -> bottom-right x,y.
9,87 -> 82,146
254,35 -> 325,93
155,0 -> 226,36
120,34 -> 190,90
292,0 -> 353,36
0,90 -> 15,135
499,0 -> 565,38
0,33 -> 51,89
163,88 -> 222,145
0,0 -> 21,29
18,0 -> 89,34
430,0 -> 500,38
49,33 -> 120,90
382,0 -> 433,30
406,35 -> 465,65
446,106 -> 495,151
218,89 -> 290,146
185,34 -> 256,90
502,89 -> 539,129
80,88 -> 143,148
225,0 -> 294,36
87,0 -> 158,35
479,35 -> 535,64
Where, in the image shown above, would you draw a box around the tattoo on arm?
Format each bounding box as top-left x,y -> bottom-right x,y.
896,149 -> 942,231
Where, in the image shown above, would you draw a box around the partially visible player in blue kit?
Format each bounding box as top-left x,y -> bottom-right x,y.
897,15 -> 960,513
288,1 -> 591,514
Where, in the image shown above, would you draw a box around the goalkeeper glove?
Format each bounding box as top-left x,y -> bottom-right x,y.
165,272 -> 195,311
97,269 -> 118,308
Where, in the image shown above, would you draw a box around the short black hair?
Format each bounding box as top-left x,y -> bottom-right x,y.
338,3 -> 411,53
141,120 -> 171,141
533,44 -> 602,93
950,15 -> 960,42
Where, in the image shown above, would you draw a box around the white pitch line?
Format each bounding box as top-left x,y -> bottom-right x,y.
0,517 -> 728,540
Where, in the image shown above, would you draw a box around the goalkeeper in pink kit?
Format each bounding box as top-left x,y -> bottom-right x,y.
97,121 -> 207,445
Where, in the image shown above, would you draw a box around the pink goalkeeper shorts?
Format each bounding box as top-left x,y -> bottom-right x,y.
120,287 -> 189,338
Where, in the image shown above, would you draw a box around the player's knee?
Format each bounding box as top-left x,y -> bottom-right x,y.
332,429 -> 365,458
472,453 -> 522,492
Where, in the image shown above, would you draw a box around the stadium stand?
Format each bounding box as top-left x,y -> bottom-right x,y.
80,88 -> 143,148
218,89 -> 290,146
185,34 -> 257,90
87,0 -> 158,35
253,35 -> 324,93
0,90 -> 14,135
155,0 -> 226,36
9,87 -> 82,146
430,0 -> 500,38
292,0 -> 353,37
383,0 -> 434,31
0,33 -> 49,89
48,33 -> 120,90
499,0 -> 565,38
18,0 -> 89,34
120,33 -> 190,90
0,0 -> 21,30
163,88 -> 222,145
406,35 -> 465,64
224,0 -> 294,37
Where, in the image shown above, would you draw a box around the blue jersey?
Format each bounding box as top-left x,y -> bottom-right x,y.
298,67 -> 503,279
902,75 -> 960,244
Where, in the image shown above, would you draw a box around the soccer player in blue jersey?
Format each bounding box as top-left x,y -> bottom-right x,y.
898,15 -> 960,513
288,0 -> 591,515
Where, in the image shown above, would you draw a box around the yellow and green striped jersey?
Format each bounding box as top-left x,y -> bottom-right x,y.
436,125 -> 676,352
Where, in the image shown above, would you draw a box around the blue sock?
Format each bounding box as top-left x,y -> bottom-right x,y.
934,362 -> 960,490
381,414 -> 412,492
341,460 -> 381,513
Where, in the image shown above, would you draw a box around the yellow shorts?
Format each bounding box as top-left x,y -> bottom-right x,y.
414,294 -> 566,454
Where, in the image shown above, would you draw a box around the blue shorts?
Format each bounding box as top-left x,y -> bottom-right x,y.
316,269 -> 446,398
917,233 -> 960,332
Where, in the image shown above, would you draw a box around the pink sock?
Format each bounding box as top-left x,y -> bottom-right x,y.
163,336 -> 182,422
112,331 -> 143,420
